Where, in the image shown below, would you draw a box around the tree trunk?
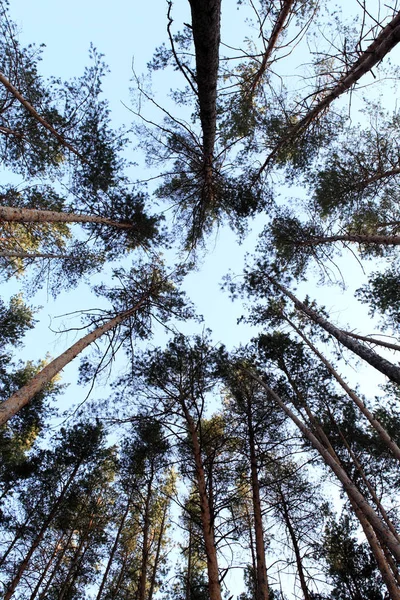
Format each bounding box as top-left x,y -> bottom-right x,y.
278,491 -> 311,600
0,295 -> 149,425
37,528 -> 75,600
4,461 -> 81,600
181,401 -> 222,600
271,278 -> 400,385
29,531 -> 66,600
138,469 -> 155,600
248,0 -> 295,98
148,499 -> 168,600
246,396 -> 270,600
0,205 -> 133,229
0,72 -> 85,161
285,314 -> 400,462
95,494 -> 133,600
350,499 -> 400,600
255,10 -> 400,176
188,0 -> 221,160
243,369 -> 400,563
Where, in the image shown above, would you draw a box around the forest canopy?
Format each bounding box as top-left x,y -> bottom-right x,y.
2,1 -> 400,599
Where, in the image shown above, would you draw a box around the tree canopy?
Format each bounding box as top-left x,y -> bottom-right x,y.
2,1 -> 400,598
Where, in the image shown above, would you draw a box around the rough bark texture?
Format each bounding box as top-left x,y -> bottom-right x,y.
0,296 -> 148,425
0,205 -> 133,228
272,278 -> 400,385
188,0 -> 221,160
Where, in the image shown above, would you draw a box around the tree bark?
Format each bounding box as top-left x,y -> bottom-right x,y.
285,315 -> 400,462
350,499 -> 400,600
0,295 -> 149,425
0,72 -> 85,161
242,369 -> 400,563
271,278 -> 400,385
181,401 -> 222,600
0,205 -> 133,229
246,396 -> 270,600
255,10 -> 400,177
4,461 -> 81,600
188,0 -> 221,161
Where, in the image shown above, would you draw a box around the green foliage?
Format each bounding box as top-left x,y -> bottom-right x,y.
356,267 -> 400,331
318,514 -> 384,600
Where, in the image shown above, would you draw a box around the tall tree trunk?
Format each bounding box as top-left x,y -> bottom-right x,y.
188,0 -> 221,160
0,205 -> 133,229
350,498 -> 400,599
29,531 -> 66,600
138,469 -> 155,600
4,461 -> 82,600
95,494 -> 133,600
246,396 -> 270,600
0,294 -> 149,425
278,491 -> 311,600
0,72 -> 85,161
285,314 -> 400,462
148,499 -> 168,600
181,402 -> 222,600
37,528 -> 75,600
255,10 -> 400,177
271,278 -> 400,385
243,369 -> 400,563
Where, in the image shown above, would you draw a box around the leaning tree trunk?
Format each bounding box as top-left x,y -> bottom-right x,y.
0,72 -> 84,161
270,277 -> 400,385
243,369 -> 400,563
0,205 -> 133,229
0,295 -> 149,425
248,0 -> 295,98
255,10 -> 400,177
4,460 -> 82,600
284,314 -> 400,462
